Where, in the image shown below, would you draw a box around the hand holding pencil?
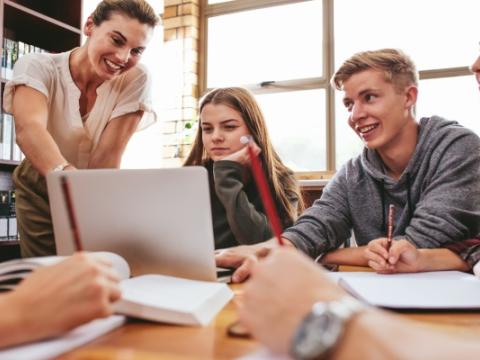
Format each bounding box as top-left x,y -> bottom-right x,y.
240,135 -> 284,246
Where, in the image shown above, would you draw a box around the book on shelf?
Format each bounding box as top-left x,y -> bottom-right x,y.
2,38 -> 48,81
2,113 -> 12,160
0,251 -> 234,325
0,113 -> 23,162
328,270 -> 480,309
0,190 -> 18,241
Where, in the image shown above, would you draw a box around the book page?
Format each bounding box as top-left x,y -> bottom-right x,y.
0,252 -> 130,279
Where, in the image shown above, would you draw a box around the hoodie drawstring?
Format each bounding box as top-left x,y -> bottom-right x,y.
406,172 -> 414,220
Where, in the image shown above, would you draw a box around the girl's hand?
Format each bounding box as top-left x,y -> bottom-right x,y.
221,141 -> 261,166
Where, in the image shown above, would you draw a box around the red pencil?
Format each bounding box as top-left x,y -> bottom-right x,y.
61,176 -> 84,252
243,137 -> 284,246
387,204 -> 395,251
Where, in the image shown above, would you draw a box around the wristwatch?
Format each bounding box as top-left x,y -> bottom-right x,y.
290,297 -> 366,360
51,163 -> 71,172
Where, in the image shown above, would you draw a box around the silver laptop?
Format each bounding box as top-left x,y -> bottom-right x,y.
46,167 -> 217,281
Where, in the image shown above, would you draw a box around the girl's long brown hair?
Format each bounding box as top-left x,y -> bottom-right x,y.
184,87 -> 304,226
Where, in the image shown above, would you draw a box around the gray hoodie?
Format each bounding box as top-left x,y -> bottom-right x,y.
283,116 -> 480,258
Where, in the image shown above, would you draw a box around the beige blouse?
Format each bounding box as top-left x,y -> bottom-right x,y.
3,50 -> 157,168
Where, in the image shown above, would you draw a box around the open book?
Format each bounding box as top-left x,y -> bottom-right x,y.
328,271 -> 480,309
0,252 -> 233,326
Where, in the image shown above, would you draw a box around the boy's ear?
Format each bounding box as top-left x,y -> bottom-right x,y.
84,16 -> 95,37
404,84 -> 418,109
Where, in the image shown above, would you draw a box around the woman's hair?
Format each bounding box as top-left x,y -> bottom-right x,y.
184,87 -> 304,226
92,0 -> 159,28
332,48 -> 418,93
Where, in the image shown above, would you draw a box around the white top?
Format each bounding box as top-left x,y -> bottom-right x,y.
3,50 -> 156,168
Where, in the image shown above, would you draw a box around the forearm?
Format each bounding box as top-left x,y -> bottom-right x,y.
333,309 -> 480,359
88,114 -> 141,169
322,246 -> 369,266
88,147 -> 123,168
0,293 -> 40,348
417,248 -> 470,272
16,123 -> 70,176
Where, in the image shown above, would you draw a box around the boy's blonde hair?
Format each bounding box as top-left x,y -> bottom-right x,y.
332,48 -> 418,92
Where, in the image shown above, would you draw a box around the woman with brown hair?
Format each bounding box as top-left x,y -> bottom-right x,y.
184,87 -> 303,249
4,0 -> 159,257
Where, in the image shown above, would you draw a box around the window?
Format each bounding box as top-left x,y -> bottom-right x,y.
203,0 -> 480,175
204,0 -> 327,173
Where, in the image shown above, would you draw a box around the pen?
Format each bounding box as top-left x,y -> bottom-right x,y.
241,136 -> 284,246
387,204 -> 395,251
61,175 -> 83,252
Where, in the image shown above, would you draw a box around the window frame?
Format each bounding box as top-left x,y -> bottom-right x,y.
200,0 -> 472,179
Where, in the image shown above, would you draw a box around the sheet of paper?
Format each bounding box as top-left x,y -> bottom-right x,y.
329,271 -> 480,309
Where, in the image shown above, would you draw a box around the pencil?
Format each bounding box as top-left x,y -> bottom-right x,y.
387,204 -> 395,251
242,136 -> 284,246
60,175 -> 83,252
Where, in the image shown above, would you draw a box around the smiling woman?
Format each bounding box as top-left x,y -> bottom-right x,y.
2,0 -> 159,258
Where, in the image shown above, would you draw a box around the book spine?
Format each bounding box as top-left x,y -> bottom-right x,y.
2,114 -> 12,160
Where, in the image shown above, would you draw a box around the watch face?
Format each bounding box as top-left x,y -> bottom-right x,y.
292,310 -> 344,360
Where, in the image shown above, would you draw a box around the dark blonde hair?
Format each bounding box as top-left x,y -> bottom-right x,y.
184,87 -> 304,226
332,48 -> 418,92
92,0 -> 159,27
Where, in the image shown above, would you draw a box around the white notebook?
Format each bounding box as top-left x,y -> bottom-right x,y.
328,271 -> 480,309
0,252 -> 233,325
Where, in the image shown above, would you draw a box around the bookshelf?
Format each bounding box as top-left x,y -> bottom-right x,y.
0,0 -> 83,258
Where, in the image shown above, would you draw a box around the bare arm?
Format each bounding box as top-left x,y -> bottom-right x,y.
0,253 -> 121,348
13,86 -> 73,176
334,309 -> 480,359
240,248 -> 480,358
88,111 -> 142,168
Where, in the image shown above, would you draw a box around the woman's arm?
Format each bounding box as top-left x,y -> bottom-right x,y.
13,86 -> 74,176
88,111 -> 142,168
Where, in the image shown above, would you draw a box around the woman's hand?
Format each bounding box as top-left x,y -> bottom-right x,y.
220,141 -> 261,166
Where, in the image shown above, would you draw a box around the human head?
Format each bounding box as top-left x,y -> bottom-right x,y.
333,49 -> 419,153
91,0 -> 159,28
188,87 -> 274,164
332,48 -> 418,94
83,0 -> 158,80
184,87 -> 304,225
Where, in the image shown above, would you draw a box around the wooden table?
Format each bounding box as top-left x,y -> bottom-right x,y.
60,285 -> 260,360
60,270 -> 480,360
